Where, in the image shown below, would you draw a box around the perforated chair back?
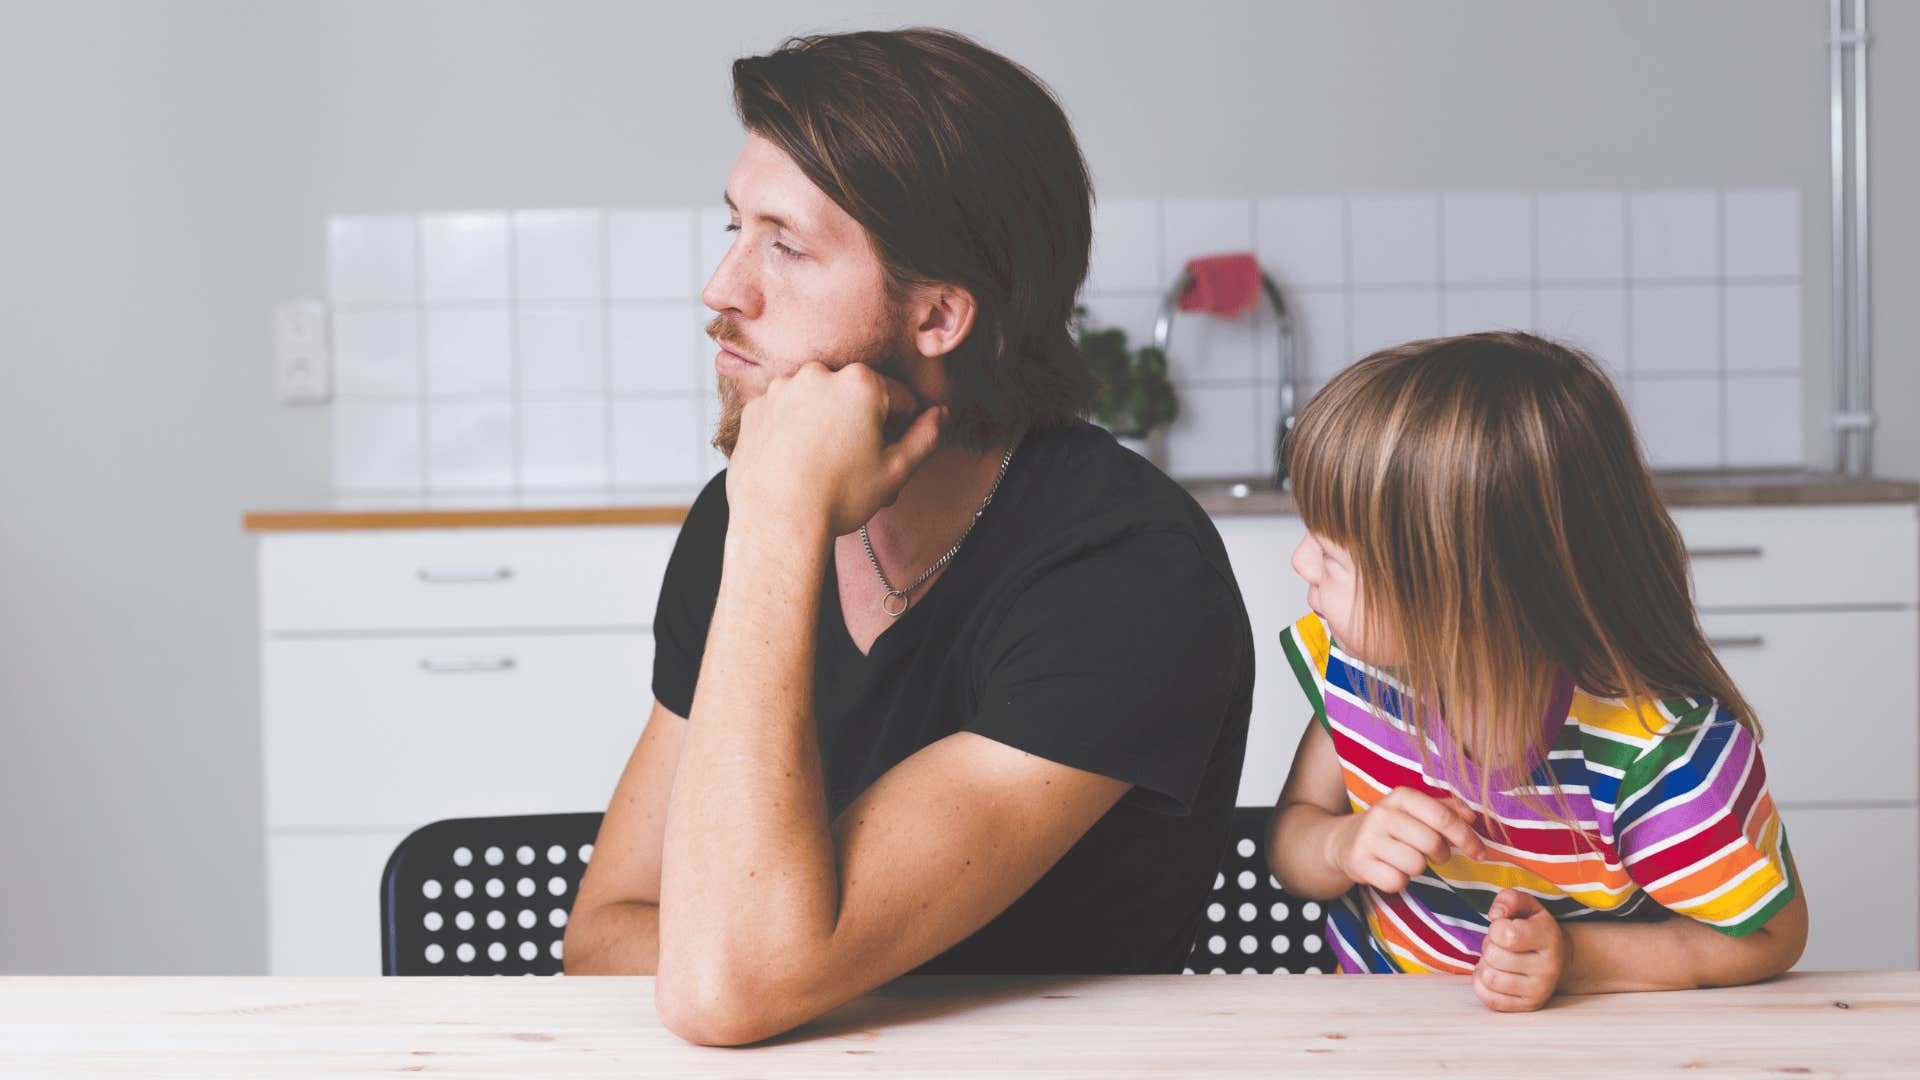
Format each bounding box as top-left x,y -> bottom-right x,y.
1183,806 -> 1334,974
380,807 -> 1332,977
380,812 -> 602,975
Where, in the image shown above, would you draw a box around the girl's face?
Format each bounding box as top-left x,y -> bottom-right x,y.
1291,531 -> 1394,665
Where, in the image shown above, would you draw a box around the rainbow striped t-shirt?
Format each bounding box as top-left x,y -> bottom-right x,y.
1279,612 -> 1798,975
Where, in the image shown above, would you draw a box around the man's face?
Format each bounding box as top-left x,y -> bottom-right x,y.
703,133 -> 914,456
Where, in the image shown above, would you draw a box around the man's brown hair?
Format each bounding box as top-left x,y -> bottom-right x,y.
732,28 -> 1096,451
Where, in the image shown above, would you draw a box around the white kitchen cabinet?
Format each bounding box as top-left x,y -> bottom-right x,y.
267,830 -> 409,976
1781,806 -> 1919,971
255,524 -> 677,974
1214,503 -> 1920,973
254,503 -> 1917,976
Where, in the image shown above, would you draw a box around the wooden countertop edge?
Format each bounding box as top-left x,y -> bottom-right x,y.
243,506 -> 690,531
246,476 -> 1919,531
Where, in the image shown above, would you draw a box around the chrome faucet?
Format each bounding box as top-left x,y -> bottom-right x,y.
1152,266 -> 1298,488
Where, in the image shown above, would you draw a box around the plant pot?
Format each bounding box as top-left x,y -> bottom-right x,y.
1114,429 -> 1169,471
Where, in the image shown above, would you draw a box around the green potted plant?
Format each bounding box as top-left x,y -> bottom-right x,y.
1073,306 -> 1179,468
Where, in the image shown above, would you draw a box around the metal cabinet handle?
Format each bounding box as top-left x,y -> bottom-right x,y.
419,656 -> 517,673
1686,546 -> 1764,560
1706,635 -> 1766,650
416,565 -> 514,583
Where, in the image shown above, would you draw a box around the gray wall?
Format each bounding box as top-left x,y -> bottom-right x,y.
1,0 -> 1908,974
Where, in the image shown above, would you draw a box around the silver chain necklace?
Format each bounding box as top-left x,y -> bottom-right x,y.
860,440 -> 1018,618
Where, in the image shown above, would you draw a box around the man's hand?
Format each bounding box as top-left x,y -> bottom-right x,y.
1474,889 -> 1566,1012
1324,786 -> 1485,894
726,361 -> 945,536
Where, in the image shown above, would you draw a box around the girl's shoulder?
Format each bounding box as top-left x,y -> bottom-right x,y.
1567,687 -> 1744,761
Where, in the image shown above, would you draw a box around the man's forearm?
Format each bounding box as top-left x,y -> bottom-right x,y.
657,505 -> 841,988
563,900 -> 660,975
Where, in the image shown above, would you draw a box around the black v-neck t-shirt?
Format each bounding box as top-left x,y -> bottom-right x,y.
651,420 -> 1254,974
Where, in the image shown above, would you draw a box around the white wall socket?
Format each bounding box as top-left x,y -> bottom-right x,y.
273,300 -> 332,404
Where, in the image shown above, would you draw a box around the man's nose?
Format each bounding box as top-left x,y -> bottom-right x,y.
701,235 -> 759,317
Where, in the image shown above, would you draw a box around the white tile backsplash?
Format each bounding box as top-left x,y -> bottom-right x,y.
697,206 -> 733,297
610,303 -> 705,395
1721,189 -> 1801,279
1441,286 -> 1532,337
1161,307 -> 1261,384
1630,284 -> 1720,374
519,399 -> 610,490
1350,288 -> 1442,358
326,187 -> 1807,497
1159,199 -> 1255,288
1348,194 -> 1440,286
1254,195 -> 1345,289
1629,191 -> 1719,280
331,309 -> 421,397
515,303 -> 604,396
1535,192 -> 1625,282
330,400 -> 422,492
1286,290 -> 1350,384
327,215 -> 418,306
1724,376 -> 1805,466
1441,193 -> 1531,285
512,210 -> 603,301
1165,383 -> 1259,479
424,307 -> 513,396
1723,282 -> 1804,373
613,396 -> 708,492
1535,284 -> 1628,380
421,213 -> 511,303
427,400 -> 515,490
609,209 -> 697,300
1631,376 -> 1723,469
1087,198 -> 1160,294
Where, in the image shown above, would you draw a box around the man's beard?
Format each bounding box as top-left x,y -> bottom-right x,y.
706,310 -> 915,458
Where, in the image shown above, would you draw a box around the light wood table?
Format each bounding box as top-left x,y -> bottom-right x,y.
3,973 -> 1916,1077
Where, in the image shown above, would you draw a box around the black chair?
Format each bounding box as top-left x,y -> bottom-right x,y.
1182,806 -> 1333,975
381,807 -> 1332,976
380,812 -> 601,975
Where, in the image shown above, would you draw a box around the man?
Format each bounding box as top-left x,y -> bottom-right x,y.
564,28 -> 1252,1046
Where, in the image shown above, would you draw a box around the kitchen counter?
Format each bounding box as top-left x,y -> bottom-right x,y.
245,471 -> 1919,531
4,973 -> 1915,1077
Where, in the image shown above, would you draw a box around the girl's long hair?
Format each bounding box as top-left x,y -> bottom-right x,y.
1288,332 -> 1756,823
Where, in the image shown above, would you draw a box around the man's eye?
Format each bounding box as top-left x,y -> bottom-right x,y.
770,241 -> 802,259
723,222 -> 740,233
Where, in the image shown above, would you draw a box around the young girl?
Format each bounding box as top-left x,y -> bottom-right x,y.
1267,331 -> 1807,1012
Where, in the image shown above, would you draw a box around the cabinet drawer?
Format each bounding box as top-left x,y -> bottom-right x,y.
1783,806 -> 1918,971
267,829 -> 406,975
1673,505 -> 1917,610
259,526 -> 678,633
1701,609 -> 1919,805
263,633 -> 653,828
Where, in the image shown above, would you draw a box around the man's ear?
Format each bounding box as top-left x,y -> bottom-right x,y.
910,284 -> 977,361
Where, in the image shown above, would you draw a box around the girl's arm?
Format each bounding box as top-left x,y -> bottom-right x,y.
1266,721 -> 1482,900
1559,887 -> 1809,993
1476,878 -> 1807,1010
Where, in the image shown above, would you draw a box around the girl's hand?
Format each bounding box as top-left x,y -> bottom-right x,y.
1325,787 -> 1485,894
1474,889 -> 1566,1012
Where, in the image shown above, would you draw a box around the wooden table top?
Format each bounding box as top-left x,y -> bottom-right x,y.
3,972 -> 1917,1078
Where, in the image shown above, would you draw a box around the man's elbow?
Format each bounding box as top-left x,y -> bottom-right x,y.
654,965 -> 792,1047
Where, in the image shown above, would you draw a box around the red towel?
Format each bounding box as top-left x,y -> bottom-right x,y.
1179,253 -> 1262,318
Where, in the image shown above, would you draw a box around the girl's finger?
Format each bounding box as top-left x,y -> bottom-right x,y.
1473,969 -> 1541,1013
1384,815 -> 1451,865
1476,963 -> 1537,998
1480,942 -> 1551,976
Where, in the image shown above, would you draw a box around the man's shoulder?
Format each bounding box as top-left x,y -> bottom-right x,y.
1014,422 -> 1237,583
